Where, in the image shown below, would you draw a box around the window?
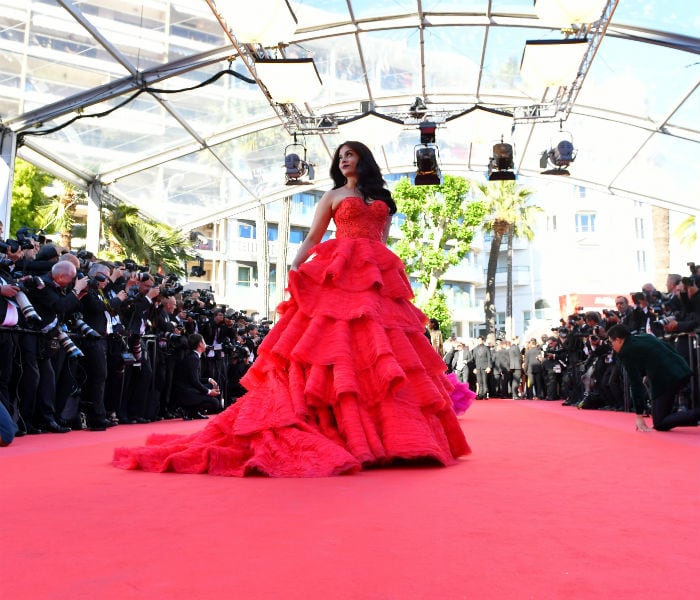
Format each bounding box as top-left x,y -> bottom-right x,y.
238,221 -> 255,239
292,193 -> 318,217
268,224 -> 278,241
635,217 -> 645,240
237,266 -> 252,287
637,250 -> 647,272
575,212 -> 596,233
269,264 -> 276,295
547,214 -> 557,232
289,227 -> 307,244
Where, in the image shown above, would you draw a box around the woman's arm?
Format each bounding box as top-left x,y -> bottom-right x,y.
290,193 -> 333,270
381,212 -> 391,244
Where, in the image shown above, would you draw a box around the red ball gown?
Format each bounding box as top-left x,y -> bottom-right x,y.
113,196 -> 471,476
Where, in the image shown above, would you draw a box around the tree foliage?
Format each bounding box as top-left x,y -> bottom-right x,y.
100,201 -> 196,276
37,184 -> 81,248
392,174 -> 486,313
674,214 -> 696,249
10,158 -> 52,235
478,180 -> 541,337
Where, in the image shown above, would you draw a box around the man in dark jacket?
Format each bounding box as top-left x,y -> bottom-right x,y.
607,324 -> 700,432
471,336 -> 492,399
173,333 -> 221,420
19,261 -> 88,433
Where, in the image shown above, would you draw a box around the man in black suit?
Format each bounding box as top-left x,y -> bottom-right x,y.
173,333 -> 221,420
508,336 -> 523,399
79,263 -> 127,430
18,260 -> 88,433
608,324 -> 700,432
0,271 -> 22,429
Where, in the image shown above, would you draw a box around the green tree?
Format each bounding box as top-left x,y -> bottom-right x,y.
478,181 -> 541,339
37,183 -> 81,249
391,174 -> 486,322
10,158 -> 52,235
674,214 -> 696,249
101,201 -> 196,276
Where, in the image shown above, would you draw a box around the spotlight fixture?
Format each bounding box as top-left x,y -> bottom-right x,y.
409,97 -> 428,118
414,145 -> 441,186
283,133 -> 314,185
419,121 -> 437,144
540,131 -> 576,175
189,257 -> 207,278
488,138 -> 516,181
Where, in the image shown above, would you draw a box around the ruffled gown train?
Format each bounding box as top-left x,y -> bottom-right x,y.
113,197 -> 470,477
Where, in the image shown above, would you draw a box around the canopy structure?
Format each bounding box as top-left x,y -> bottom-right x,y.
1,0 -> 699,230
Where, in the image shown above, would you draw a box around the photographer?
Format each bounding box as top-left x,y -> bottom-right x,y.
542,334 -> 567,401
576,327 -> 614,410
78,262 -> 127,430
118,271 -> 160,423
172,333 -> 221,419
153,294 -> 187,419
200,308 -> 234,399
607,324 -> 700,432
17,261 -> 88,434
226,340 -> 251,404
0,268 -> 22,430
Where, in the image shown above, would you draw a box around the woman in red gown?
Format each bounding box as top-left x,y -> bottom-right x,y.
113,141 -> 471,477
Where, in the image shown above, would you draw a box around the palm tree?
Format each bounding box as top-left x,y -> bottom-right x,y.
674,214 -> 696,249
100,201 -> 196,276
478,181 -> 541,339
37,183 -> 81,249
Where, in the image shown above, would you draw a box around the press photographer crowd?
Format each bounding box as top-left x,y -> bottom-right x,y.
442,267 -> 700,430
3,224 -> 699,446
0,226 -> 269,446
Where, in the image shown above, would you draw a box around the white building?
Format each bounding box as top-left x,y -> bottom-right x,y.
190,178 -> 699,338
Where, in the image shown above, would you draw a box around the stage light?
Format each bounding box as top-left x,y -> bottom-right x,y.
189,257 -> 207,278
540,133 -> 577,175
414,145 -> 441,186
419,121 -> 437,144
283,134 -> 314,185
488,139 -> 516,181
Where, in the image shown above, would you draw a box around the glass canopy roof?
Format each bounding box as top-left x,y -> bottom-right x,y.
1,0 -> 699,227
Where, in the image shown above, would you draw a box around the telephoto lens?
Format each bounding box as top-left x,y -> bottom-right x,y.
14,291 -> 42,326
51,326 -> 84,358
74,317 -> 101,338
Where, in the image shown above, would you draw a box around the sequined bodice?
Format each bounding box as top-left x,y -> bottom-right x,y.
333,196 -> 389,241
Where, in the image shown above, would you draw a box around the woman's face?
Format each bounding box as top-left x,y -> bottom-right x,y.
338,145 -> 359,178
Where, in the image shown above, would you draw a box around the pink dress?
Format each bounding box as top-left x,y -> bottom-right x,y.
113,196 -> 470,477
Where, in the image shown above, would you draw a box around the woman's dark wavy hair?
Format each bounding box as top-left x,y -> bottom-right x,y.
329,141 -> 397,214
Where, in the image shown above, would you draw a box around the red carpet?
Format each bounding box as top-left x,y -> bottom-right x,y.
2,400 -> 698,599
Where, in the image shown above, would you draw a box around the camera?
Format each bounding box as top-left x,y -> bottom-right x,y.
70,312 -> 101,339
162,331 -> 188,350
160,284 -> 182,297
46,325 -> 84,358
123,258 -> 149,274
87,272 -> 108,289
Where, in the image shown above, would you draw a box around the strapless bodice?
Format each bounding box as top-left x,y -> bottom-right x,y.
333,196 -> 389,242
